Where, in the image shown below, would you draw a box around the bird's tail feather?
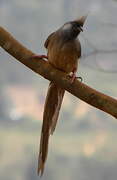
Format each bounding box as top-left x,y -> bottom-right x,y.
38,82 -> 65,176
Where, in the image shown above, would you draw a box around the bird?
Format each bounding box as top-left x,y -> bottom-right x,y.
33,15 -> 87,176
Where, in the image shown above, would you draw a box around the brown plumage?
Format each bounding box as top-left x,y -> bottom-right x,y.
37,15 -> 87,176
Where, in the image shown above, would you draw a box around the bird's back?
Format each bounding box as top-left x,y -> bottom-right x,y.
45,31 -> 81,73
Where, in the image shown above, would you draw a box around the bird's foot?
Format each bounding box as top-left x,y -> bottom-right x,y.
68,67 -> 83,83
31,54 -> 48,60
68,68 -> 77,83
69,72 -> 76,83
68,74 -> 83,83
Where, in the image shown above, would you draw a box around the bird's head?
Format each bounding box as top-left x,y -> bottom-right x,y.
61,15 -> 87,40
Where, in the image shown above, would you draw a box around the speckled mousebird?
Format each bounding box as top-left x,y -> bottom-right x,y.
33,15 -> 87,176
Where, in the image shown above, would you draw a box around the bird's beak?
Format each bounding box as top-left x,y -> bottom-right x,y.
77,26 -> 83,32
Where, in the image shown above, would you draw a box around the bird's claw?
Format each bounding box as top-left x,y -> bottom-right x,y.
67,74 -> 83,83
76,76 -> 83,82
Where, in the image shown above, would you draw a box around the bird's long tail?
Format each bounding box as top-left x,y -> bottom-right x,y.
38,82 -> 65,176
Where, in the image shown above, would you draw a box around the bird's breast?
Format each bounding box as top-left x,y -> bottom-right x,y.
47,39 -> 80,73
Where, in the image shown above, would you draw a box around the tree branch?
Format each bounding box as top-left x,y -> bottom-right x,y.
0,26 -> 117,119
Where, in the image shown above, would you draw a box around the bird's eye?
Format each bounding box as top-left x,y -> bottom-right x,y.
73,24 -> 79,30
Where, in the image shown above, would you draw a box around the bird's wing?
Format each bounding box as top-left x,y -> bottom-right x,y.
44,32 -> 55,49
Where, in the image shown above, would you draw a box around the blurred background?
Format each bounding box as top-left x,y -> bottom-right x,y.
0,0 -> 117,179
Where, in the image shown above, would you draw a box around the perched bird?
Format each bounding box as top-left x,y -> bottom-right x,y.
34,15 -> 87,176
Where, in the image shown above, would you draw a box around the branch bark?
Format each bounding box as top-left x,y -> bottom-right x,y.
0,26 -> 117,119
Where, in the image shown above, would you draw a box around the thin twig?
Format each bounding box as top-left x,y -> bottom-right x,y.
0,26 -> 117,119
